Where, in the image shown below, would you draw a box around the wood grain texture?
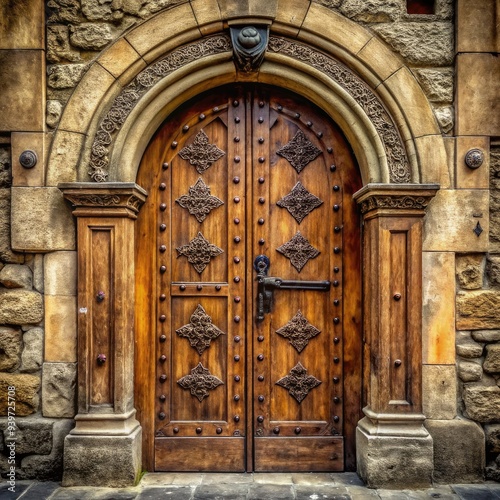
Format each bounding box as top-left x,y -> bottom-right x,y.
135,85 -> 362,472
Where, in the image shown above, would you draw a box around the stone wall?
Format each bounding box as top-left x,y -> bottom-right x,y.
45,0 -> 454,133
0,154 -> 75,480
455,147 -> 500,481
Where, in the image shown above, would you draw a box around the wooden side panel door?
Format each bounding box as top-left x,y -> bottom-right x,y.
153,89 -> 247,471
251,89 -> 361,471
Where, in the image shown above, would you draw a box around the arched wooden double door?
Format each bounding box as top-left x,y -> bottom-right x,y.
135,84 -> 362,472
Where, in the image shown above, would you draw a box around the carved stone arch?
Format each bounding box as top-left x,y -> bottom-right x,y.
47,2 -> 446,188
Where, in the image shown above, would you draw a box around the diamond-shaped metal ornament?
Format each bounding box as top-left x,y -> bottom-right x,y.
276,181 -> 323,224
176,304 -> 225,355
276,231 -> 320,273
176,177 -> 224,223
177,362 -> 224,402
178,129 -> 226,174
275,362 -> 322,403
176,231 -> 223,274
275,310 -> 321,353
276,130 -> 322,173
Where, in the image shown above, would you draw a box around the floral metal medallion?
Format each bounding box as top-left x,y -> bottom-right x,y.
176,304 -> 225,355
275,362 -> 322,403
178,129 -> 226,174
176,231 -> 223,274
276,181 -> 323,223
176,177 -> 224,222
276,130 -> 322,173
177,362 -> 224,402
275,310 -> 320,353
276,231 -> 320,272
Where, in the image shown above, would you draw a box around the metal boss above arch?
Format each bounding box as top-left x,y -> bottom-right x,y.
87,34 -> 411,184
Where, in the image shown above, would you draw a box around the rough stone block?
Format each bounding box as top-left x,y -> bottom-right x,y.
339,0 -> 402,22
0,373 -> 40,416
46,100 -> 63,129
81,0 -> 114,21
19,419 -> 74,481
456,54 -> 500,136
0,327 -> 22,372
433,105 -> 454,134
457,290 -> 500,330
1,416 -> 53,455
356,427 -> 433,488
63,427 -> 142,487
423,189 -> 489,253
0,50 -> 44,132
47,63 -> 87,90
11,187 -> 75,252
69,23 -> 113,50
422,252 -> 455,364
0,264 -> 32,289
47,25 -> 81,64
413,68 -> 453,104
422,365 -> 456,419
458,361 -> 483,383
0,289 -> 43,325
483,345 -> 500,374
370,22 -> 453,66
44,295 -> 77,363
44,252 -> 77,296
20,328 -> 43,373
487,256 -> 500,288
456,254 -> 484,290
463,386 -> 500,423
456,331 -> 484,358
485,424 -> 500,453
472,330 -> 500,343
425,419 -> 485,483
42,362 -> 76,418
32,254 -> 44,293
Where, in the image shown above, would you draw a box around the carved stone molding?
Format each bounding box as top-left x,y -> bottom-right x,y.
59,182 -> 148,218
354,183 -> 440,216
86,34 -> 412,184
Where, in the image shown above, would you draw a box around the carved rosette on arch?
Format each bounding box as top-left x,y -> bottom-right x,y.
230,25 -> 269,73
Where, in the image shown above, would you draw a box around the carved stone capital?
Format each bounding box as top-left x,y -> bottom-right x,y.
59,182 -> 147,218
354,183 -> 439,217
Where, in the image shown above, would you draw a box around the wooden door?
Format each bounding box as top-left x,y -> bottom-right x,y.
135,85 -> 362,472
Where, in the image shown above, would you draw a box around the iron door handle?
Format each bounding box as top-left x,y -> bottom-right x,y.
254,255 -> 330,321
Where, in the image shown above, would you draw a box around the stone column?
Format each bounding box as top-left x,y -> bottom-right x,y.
354,183 -> 439,488
59,183 -> 147,487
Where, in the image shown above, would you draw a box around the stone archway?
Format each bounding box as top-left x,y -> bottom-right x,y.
53,1 -> 442,488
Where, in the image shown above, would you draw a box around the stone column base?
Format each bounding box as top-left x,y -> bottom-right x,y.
63,424 -> 142,487
356,413 -> 434,488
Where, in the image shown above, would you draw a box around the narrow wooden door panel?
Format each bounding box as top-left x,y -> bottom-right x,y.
135,84 -> 362,472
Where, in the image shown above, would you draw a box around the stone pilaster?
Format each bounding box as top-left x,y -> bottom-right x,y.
354,183 -> 439,488
59,183 -> 147,487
